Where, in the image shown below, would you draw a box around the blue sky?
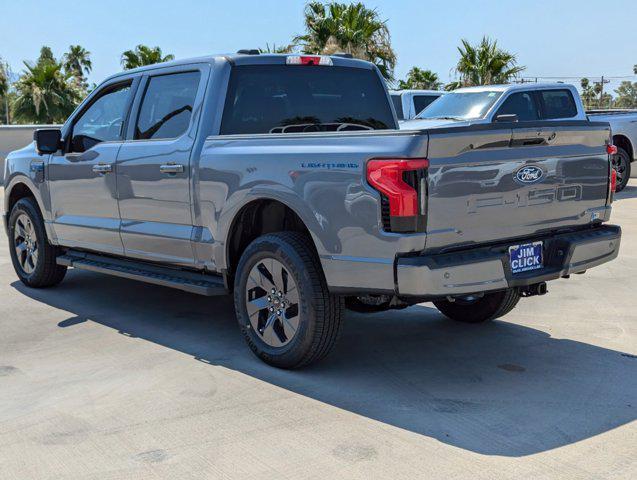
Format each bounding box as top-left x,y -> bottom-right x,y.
1,0 -> 635,91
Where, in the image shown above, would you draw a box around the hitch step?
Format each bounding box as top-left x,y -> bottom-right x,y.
57,251 -> 227,296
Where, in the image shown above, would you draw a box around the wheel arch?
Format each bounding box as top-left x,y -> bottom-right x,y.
223,196 -> 325,286
613,134 -> 634,162
5,177 -> 45,217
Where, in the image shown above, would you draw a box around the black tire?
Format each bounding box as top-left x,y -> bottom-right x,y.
234,232 -> 344,369
433,288 -> 520,324
8,197 -> 67,288
613,147 -> 631,192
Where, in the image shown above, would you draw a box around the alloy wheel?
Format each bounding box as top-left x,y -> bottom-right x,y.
612,151 -> 628,188
14,214 -> 39,274
245,258 -> 300,348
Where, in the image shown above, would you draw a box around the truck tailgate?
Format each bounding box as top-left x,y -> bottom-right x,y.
424,122 -> 612,251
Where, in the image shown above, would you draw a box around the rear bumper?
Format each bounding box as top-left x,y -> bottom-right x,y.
2,212 -> 7,236
396,225 -> 621,297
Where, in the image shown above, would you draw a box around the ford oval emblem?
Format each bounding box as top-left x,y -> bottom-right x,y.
515,165 -> 544,184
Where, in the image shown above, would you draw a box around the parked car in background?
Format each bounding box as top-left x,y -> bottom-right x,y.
3,54 -> 621,369
586,109 -> 636,189
389,89 -> 445,120
402,83 -> 633,191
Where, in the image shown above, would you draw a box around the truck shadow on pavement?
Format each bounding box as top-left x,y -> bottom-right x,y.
616,185 -> 637,200
12,270 -> 637,458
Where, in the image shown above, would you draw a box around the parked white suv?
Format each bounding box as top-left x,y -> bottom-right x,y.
389,89 -> 445,120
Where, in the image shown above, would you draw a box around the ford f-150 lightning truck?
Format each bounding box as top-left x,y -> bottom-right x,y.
3,53 -> 621,368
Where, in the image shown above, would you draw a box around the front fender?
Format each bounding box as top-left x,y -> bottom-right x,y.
4,142 -> 50,212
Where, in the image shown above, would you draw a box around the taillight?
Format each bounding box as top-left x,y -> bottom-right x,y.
367,158 -> 429,233
286,55 -> 333,66
607,143 -> 618,203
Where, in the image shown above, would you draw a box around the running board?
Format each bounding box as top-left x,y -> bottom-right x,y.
57,251 -> 227,296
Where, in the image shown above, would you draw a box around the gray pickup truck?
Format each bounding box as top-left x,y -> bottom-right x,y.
3,53 -> 621,368
586,109 -> 637,190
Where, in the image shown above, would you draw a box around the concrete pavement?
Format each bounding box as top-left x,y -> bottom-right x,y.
0,183 -> 636,479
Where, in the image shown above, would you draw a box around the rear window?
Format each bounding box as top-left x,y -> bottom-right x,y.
540,89 -> 577,119
413,95 -> 440,115
391,94 -> 404,120
220,65 -> 395,135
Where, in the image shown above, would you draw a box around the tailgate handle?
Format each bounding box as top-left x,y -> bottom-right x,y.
513,130 -> 556,146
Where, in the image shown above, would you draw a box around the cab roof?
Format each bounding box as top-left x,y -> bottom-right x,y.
103,53 -> 375,83
389,89 -> 446,95
452,82 -> 577,93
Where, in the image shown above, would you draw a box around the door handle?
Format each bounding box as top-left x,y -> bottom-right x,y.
92,163 -> 113,174
160,164 -> 185,174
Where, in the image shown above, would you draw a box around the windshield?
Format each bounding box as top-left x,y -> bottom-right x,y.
416,91 -> 502,120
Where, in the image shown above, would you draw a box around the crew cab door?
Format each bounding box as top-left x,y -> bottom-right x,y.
48,78 -> 138,255
116,66 -> 207,266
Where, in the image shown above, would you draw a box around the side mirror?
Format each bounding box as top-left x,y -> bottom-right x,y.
494,114 -> 519,123
34,129 -> 62,154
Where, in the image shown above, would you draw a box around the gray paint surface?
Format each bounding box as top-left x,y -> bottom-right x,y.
0,182 -> 636,478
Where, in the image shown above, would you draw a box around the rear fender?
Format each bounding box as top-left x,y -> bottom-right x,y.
215,186 -> 331,271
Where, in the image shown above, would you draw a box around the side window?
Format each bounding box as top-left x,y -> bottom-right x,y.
391,94 -> 404,120
495,92 -> 539,121
135,71 -> 201,140
413,95 -> 439,115
71,82 -> 132,152
540,89 -> 577,119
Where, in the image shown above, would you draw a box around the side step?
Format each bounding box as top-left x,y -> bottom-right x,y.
57,251 -> 228,296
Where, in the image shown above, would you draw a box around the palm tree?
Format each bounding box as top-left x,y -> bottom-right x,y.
455,37 -> 525,86
614,81 -> 637,109
260,43 -> 296,54
398,67 -> 442,90
0,59 -> 9,124
37,46 -> 56,66
12,61 -> 81,124
63,45 -> 92,84
294,1 -> 396,81
444,80 -> 462,91
121,45 -> 175,70
0,59 -> 7,99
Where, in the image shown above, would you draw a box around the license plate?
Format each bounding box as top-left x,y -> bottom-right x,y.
509,241 -> 543,274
